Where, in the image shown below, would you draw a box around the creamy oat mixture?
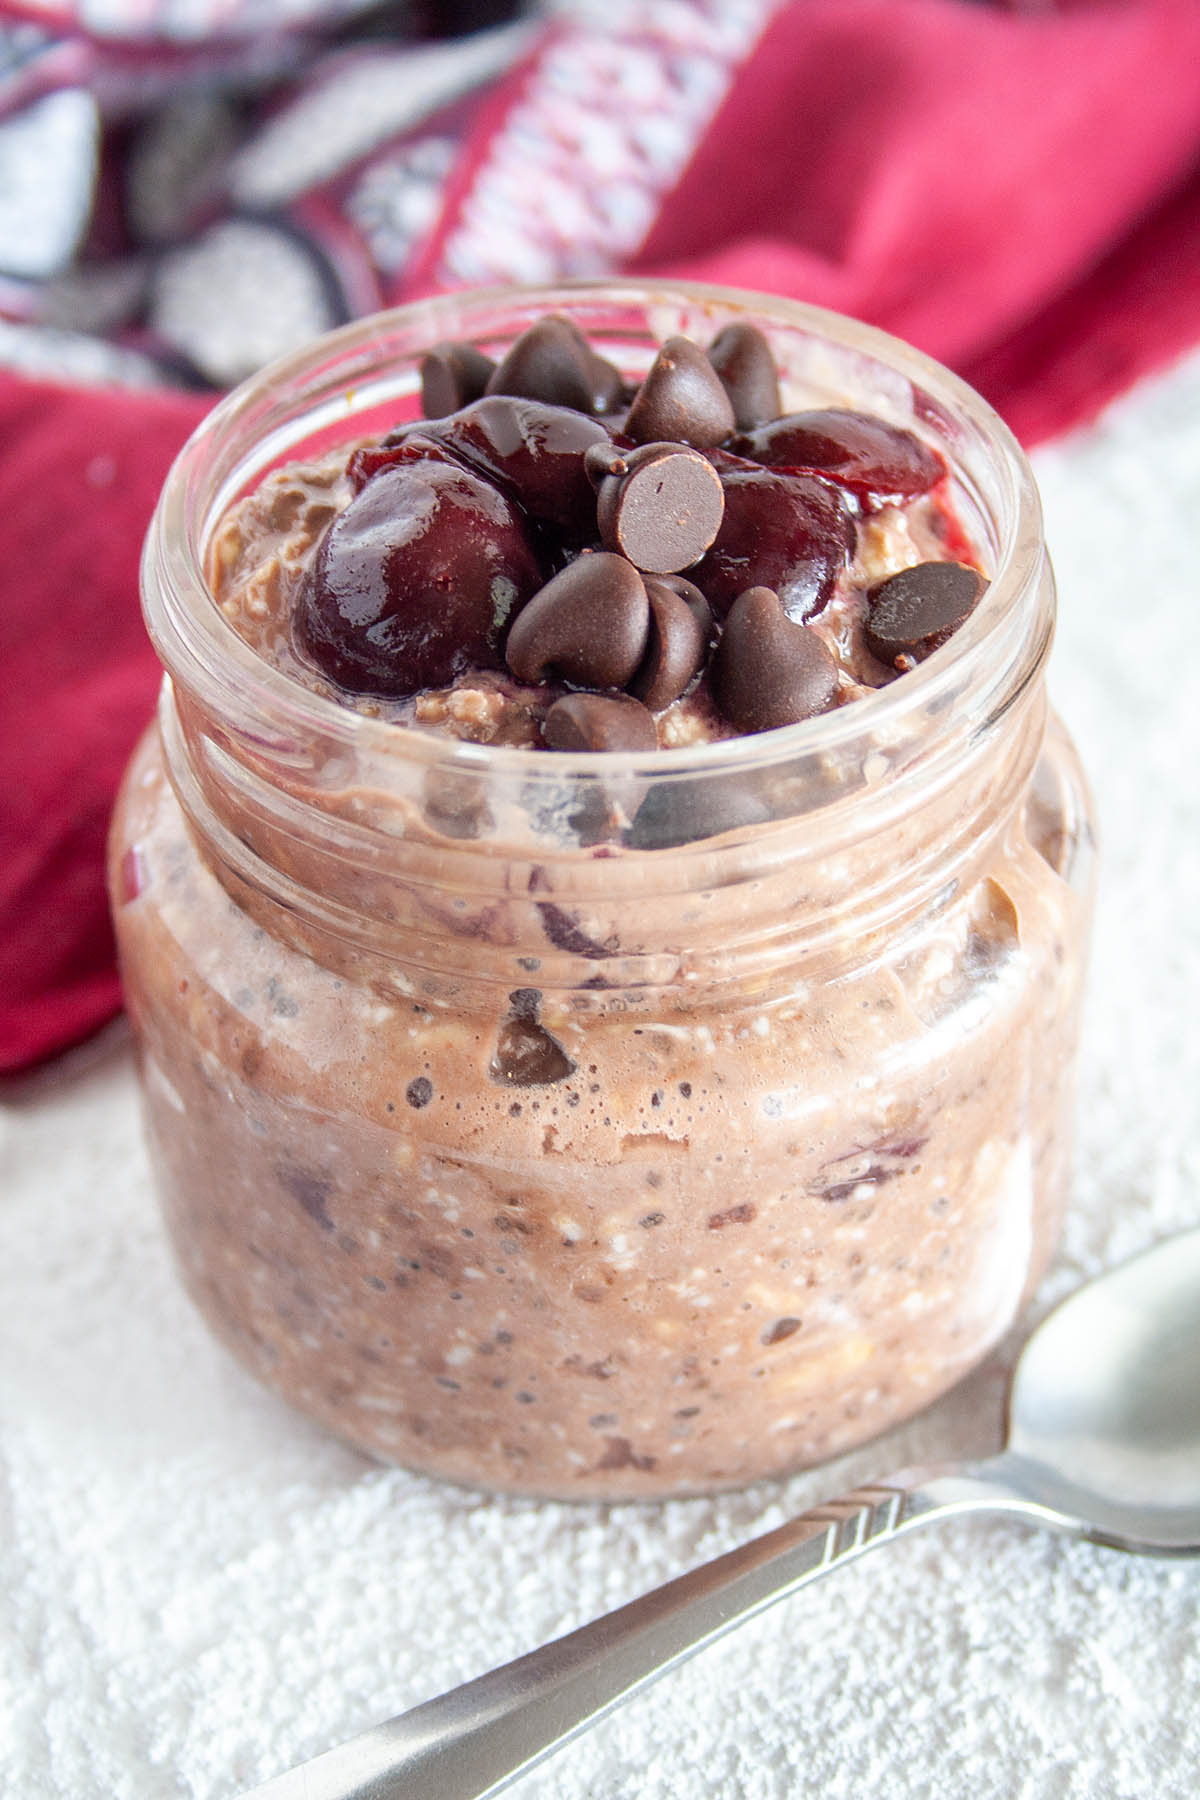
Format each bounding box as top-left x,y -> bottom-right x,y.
110,314 -> 1094,1494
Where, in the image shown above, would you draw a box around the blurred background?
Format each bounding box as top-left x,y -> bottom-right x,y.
9,0 -> 1199,1075
2,0 -> 1198,407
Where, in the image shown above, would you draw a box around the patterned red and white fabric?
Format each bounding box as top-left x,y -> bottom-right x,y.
2,0 -> 1200,1072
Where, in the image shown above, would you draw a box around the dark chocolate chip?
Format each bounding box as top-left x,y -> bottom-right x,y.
547,314 -> 624,412
486,316 -> 595,411
626,776 -> 769,849
486,315 -> 622,414
520,775 -> 618,846
761,1316 -> 802,1345
864,561 -> 986,665
707,322 -> 781,431
505,553 -> 649,689
594,1435 -> 657,1473
488,998 -> 576,1086
624,336 -> 736,449
645,572 -> 713,641
422,766 -> 493,840
541,692 -> 658,754
567,786 -> 621,846
710,585 -> 839,733
420,341 -> 496,417
596,441 -> 725,575
583,440 -> 628,487
573,327 -> 625,414
628,575 -> 710,710
406,1077 -> 433,1109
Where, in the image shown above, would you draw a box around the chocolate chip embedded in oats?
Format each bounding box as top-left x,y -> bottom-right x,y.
628,575 -> 710,711
864,561 -> 986,666
626,775 -> 770,849
542,692 -> 658,754
707,322 -> 781,431
422,766 -> 494,840
489,990 -> 576,1086
761,1316 -> 802,1345
625,336 -> 736,449
486,315 -> 622,414
596,442 -> 725,576
420,341 -> 496,417
506,554 -> 650,689
711,585 -> 839,733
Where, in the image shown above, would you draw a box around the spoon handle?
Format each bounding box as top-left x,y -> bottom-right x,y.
241,1468 -> 1009,1800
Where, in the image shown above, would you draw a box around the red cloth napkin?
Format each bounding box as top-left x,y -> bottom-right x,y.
3,0 -> 1200,1073
0,379 -> 209,1072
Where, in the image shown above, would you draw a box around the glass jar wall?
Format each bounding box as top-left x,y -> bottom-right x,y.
109,283 -> 1095,1497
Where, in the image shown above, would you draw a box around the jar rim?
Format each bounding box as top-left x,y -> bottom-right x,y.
143,276 -> 1046,784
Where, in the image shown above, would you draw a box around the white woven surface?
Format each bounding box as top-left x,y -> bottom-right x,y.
3,348 -> 1200,1800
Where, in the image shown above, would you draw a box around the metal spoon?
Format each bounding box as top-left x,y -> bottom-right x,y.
243,1229 -> 1200,1800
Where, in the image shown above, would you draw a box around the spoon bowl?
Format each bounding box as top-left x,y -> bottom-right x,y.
1000,1228 -> 1200,1551
245,1230 -> 1200,1800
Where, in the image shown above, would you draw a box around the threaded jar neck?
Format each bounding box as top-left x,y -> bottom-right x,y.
143,281 -> 1053,1008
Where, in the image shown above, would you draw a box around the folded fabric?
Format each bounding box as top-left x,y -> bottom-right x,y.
3,0 -> 1200,1073
0,376 -> 209,1072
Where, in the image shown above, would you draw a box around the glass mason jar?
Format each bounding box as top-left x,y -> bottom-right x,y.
109,281 -> 1095,1499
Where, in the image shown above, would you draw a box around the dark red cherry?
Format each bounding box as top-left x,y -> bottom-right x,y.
431,397 -> 612,535
691,464 -> 854,620
347,432 -> 453,492
297,456 -> 543,697
732,409 -> 944,507
353,397 -> 612,538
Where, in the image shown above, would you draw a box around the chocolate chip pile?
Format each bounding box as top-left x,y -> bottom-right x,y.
295,314 -> 986,751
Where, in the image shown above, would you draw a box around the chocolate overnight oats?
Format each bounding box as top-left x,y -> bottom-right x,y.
110,284 -> 1095,1497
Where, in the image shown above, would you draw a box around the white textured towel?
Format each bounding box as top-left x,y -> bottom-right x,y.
3,350 -> 1200,1800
